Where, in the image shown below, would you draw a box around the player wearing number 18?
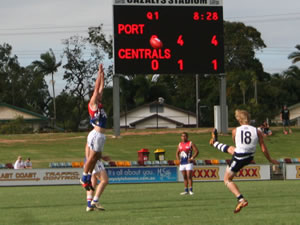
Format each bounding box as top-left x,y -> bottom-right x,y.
209,110 -> 279,214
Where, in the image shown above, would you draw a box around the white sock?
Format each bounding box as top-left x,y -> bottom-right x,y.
87,195 -> 93,201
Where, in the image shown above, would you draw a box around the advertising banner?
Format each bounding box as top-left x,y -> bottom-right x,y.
285,164 -> 300,180
0,166 -> 178,186
0,168 -> 82,186
0,164 -> 271,186
178,165 -> 270,182
106,166 -> 178,184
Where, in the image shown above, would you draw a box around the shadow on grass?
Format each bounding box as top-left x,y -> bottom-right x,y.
0,202 -> 83,210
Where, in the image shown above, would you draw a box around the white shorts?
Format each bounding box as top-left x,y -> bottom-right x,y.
92,160 -> 105,175
179,163 -> 193,171
87,129 -> 106,152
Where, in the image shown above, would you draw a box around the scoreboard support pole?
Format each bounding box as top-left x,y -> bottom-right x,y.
220,74 -> 228,134
196,74 -> 199,128
113,74 -> 121,137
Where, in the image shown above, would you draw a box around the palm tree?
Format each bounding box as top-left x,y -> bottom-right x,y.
239,80 -> 247,105
288,45 -> 300,64
250,71 -> 258,104
33,49 -> 61,126
284,65 -> 300,79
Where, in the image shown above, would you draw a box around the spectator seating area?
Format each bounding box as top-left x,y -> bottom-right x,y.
49,162 -> 73,168
48,159 -> 256,168
278,158 -> 300,164
1,158 -> 299,169
0,163 -> 14,169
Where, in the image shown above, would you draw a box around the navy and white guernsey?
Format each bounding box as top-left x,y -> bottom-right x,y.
234,125 -> 258,160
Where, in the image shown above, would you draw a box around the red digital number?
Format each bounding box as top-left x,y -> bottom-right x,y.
147,11 -> 159,20
193,12 -> 199,20
206,12 -> 212,20
177,35 -> 184,46
206,12 -> 218,21
195,12 -> 219,21
213,12 -> 219,20
178,59 -> 184,71
152,60 -> 159,70
212,59 -> 218,71
211,35 -> 218,46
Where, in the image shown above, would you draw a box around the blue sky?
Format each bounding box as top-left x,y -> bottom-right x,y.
0,0 -> 299,94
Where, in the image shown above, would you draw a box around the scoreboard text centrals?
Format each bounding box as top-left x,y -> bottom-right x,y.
113,0 -> 224,74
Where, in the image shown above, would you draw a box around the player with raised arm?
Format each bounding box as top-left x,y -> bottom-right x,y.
80,64 -> 107,191
176,132 -> 199,195
209,110 -> 278,213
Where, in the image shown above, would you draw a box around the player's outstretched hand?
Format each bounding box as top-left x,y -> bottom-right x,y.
98,64 -> 104,75
270,159 -> 279,165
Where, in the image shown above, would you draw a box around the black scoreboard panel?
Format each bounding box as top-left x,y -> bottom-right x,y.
113,4 -> 224,74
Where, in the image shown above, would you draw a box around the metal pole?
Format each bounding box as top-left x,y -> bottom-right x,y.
156,102 -> 158,129
113,75 -> 120,137
125,104 -> 127,131
196,74 -> 199,128
220,74 -> 227,134
51,73 -> 56,128
199,107 -> 201,126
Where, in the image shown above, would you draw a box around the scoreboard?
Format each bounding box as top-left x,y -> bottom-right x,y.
113,0 -> 224,74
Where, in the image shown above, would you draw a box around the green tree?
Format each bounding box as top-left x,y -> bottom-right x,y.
88,25 -> 113,59
281,66 -> 300,105
239,80 -> 247,105
33,49 -> 61,125
62,36 -> 99,130
0,43 -> 50,115
0,43 -> 19,104
119,75 -> 164,111
222,22 -> 273,124
224,21 -> 266,72
21,65 -> 51,114
61,25 -> 113,130
62,25 -> 113,130
88,25 -> 113,85
251,71 -> 258,104
54,92 -> 78,130
288,45 -> 300,64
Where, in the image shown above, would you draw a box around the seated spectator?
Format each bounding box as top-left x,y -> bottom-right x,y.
258,124 -> 264,134
263,121 -> 272,136
25,158 -> 32,169
258,121 -> 272,137
14,156 -> 25,169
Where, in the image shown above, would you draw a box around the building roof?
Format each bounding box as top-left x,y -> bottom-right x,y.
274,102 -> 300,121
288,102 -> 300,110
130,114 -> 185,126
0,102 -> 48,122
121,101 -> 196,117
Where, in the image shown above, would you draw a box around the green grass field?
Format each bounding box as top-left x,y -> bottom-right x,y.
0,181 -> 300,225
0,128 -> 300,168
1,128 -> 300,225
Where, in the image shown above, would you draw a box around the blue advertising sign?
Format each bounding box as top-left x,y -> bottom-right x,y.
106,166 -> 177,184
